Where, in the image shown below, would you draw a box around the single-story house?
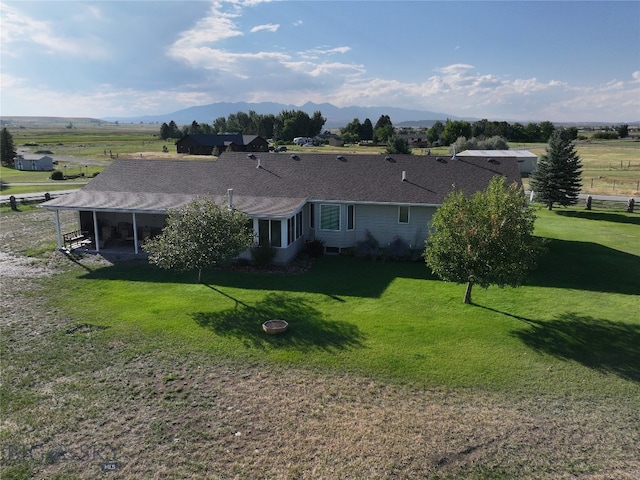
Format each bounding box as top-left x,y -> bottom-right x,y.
457,150 -> 538,175
316,132 -> 344,147
40,152 -> 522,263
15,154 -> 54,171
176,134 -> 269,155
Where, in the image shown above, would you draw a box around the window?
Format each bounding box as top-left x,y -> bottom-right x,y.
347,205 -> 355,230
320,204 -> 340,230
296,211 -> 303,238
258,219 -> 281,247
398,206 -> 410,224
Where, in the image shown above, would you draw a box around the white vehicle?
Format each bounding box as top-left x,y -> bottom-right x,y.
293,137 -> 312,146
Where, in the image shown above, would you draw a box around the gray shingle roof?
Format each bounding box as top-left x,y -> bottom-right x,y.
42,152 -> 521,217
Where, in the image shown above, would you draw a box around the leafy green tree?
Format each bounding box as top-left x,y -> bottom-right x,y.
341,118 -> 362,141
143,197 -> 254,283
385,136 -> 411,154
617,124 -> 629,139
529,130 -> 582,210
374,124 -> 394,144
424,176 -> 542,304
212,116 -> 227,134
442,120 -> 472,146
427,120 -> 444,145
1,128 -> 17,167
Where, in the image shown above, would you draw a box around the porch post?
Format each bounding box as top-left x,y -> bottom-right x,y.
281,218 -> 288,248
54,210 -> 62,249
93,211 -> 100,253
132,212 -> 139,254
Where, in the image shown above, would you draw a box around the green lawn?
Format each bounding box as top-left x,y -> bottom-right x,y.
50,206 -> 640,397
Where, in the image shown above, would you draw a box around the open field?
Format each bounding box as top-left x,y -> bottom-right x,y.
0,204 -> 638,479
2,120 -> 639,197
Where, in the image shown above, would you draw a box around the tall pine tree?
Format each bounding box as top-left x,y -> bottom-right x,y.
1,128 -> 17,167
530,130 -> 582,210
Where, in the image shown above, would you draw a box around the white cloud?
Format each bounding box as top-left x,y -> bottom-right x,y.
0,2 -> 107,58
250,23 -> 279,33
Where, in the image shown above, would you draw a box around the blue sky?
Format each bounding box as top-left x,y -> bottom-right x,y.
1,0 -> 639,122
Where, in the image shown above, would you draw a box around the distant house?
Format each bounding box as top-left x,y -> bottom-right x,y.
457,150 -> 538,175
41,152 -> 522,263
15,154 -> 54,171
316,132 -> 344,147
175,134 -> 269,155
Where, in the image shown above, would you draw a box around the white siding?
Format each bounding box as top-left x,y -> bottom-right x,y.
354,204 -> 435,249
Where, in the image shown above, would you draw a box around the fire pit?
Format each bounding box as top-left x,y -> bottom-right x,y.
262,319 -> 289,335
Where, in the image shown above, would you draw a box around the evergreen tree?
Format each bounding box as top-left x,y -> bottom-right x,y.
360,118 -> 373,141
159,122 -> 171,140
1,128 -> 17,167
385,136 -> 411,154
530,130 -> 582,210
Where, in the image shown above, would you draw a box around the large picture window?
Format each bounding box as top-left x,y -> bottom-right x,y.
320,204 -> 340,230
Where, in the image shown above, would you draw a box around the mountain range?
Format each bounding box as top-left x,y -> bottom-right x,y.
103,101 -> 470,129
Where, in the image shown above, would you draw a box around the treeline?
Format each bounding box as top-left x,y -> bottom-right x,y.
159,110 -> 325,142
344,117 -> 571,146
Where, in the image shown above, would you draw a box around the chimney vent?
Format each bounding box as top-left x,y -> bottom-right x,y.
256,158 -> 261,169
227,188 -> 234,210
402,170 -> 407,182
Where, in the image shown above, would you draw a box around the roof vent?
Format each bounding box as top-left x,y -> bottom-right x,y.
227,188 -> 234,210
247,153 -> 256,159
385,155 -> 395,162
256,158 -> 261,169
436,156 -> 446,163
487,158 -> 499,164
290,154 -> 300,161
402,170 -> 407,182
336,155 -> 346,161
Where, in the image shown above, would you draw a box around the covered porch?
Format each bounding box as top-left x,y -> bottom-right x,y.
53,209 -> 166,255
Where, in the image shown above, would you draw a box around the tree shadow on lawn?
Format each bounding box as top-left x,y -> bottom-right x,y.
78,256 -> 435,299
527,238 -> 640,295
192,289 -> 367,352
477,305 -> 640,383
554,209 -> 640,226
514,312 -> 640,383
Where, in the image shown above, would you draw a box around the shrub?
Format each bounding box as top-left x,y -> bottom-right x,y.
305,238 -> 325,258
355,230 -> 383,261
250,244 -> 277,267
384,236 -> 411,261
50,170 -> 64,180
591,132 -> 618,140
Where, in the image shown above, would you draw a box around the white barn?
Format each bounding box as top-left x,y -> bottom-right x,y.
458,150 -> 538,175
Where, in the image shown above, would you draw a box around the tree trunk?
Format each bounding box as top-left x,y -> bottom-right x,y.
197,268 -> 202,283
547,201 -> 553,211
464,281 -> 473,304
